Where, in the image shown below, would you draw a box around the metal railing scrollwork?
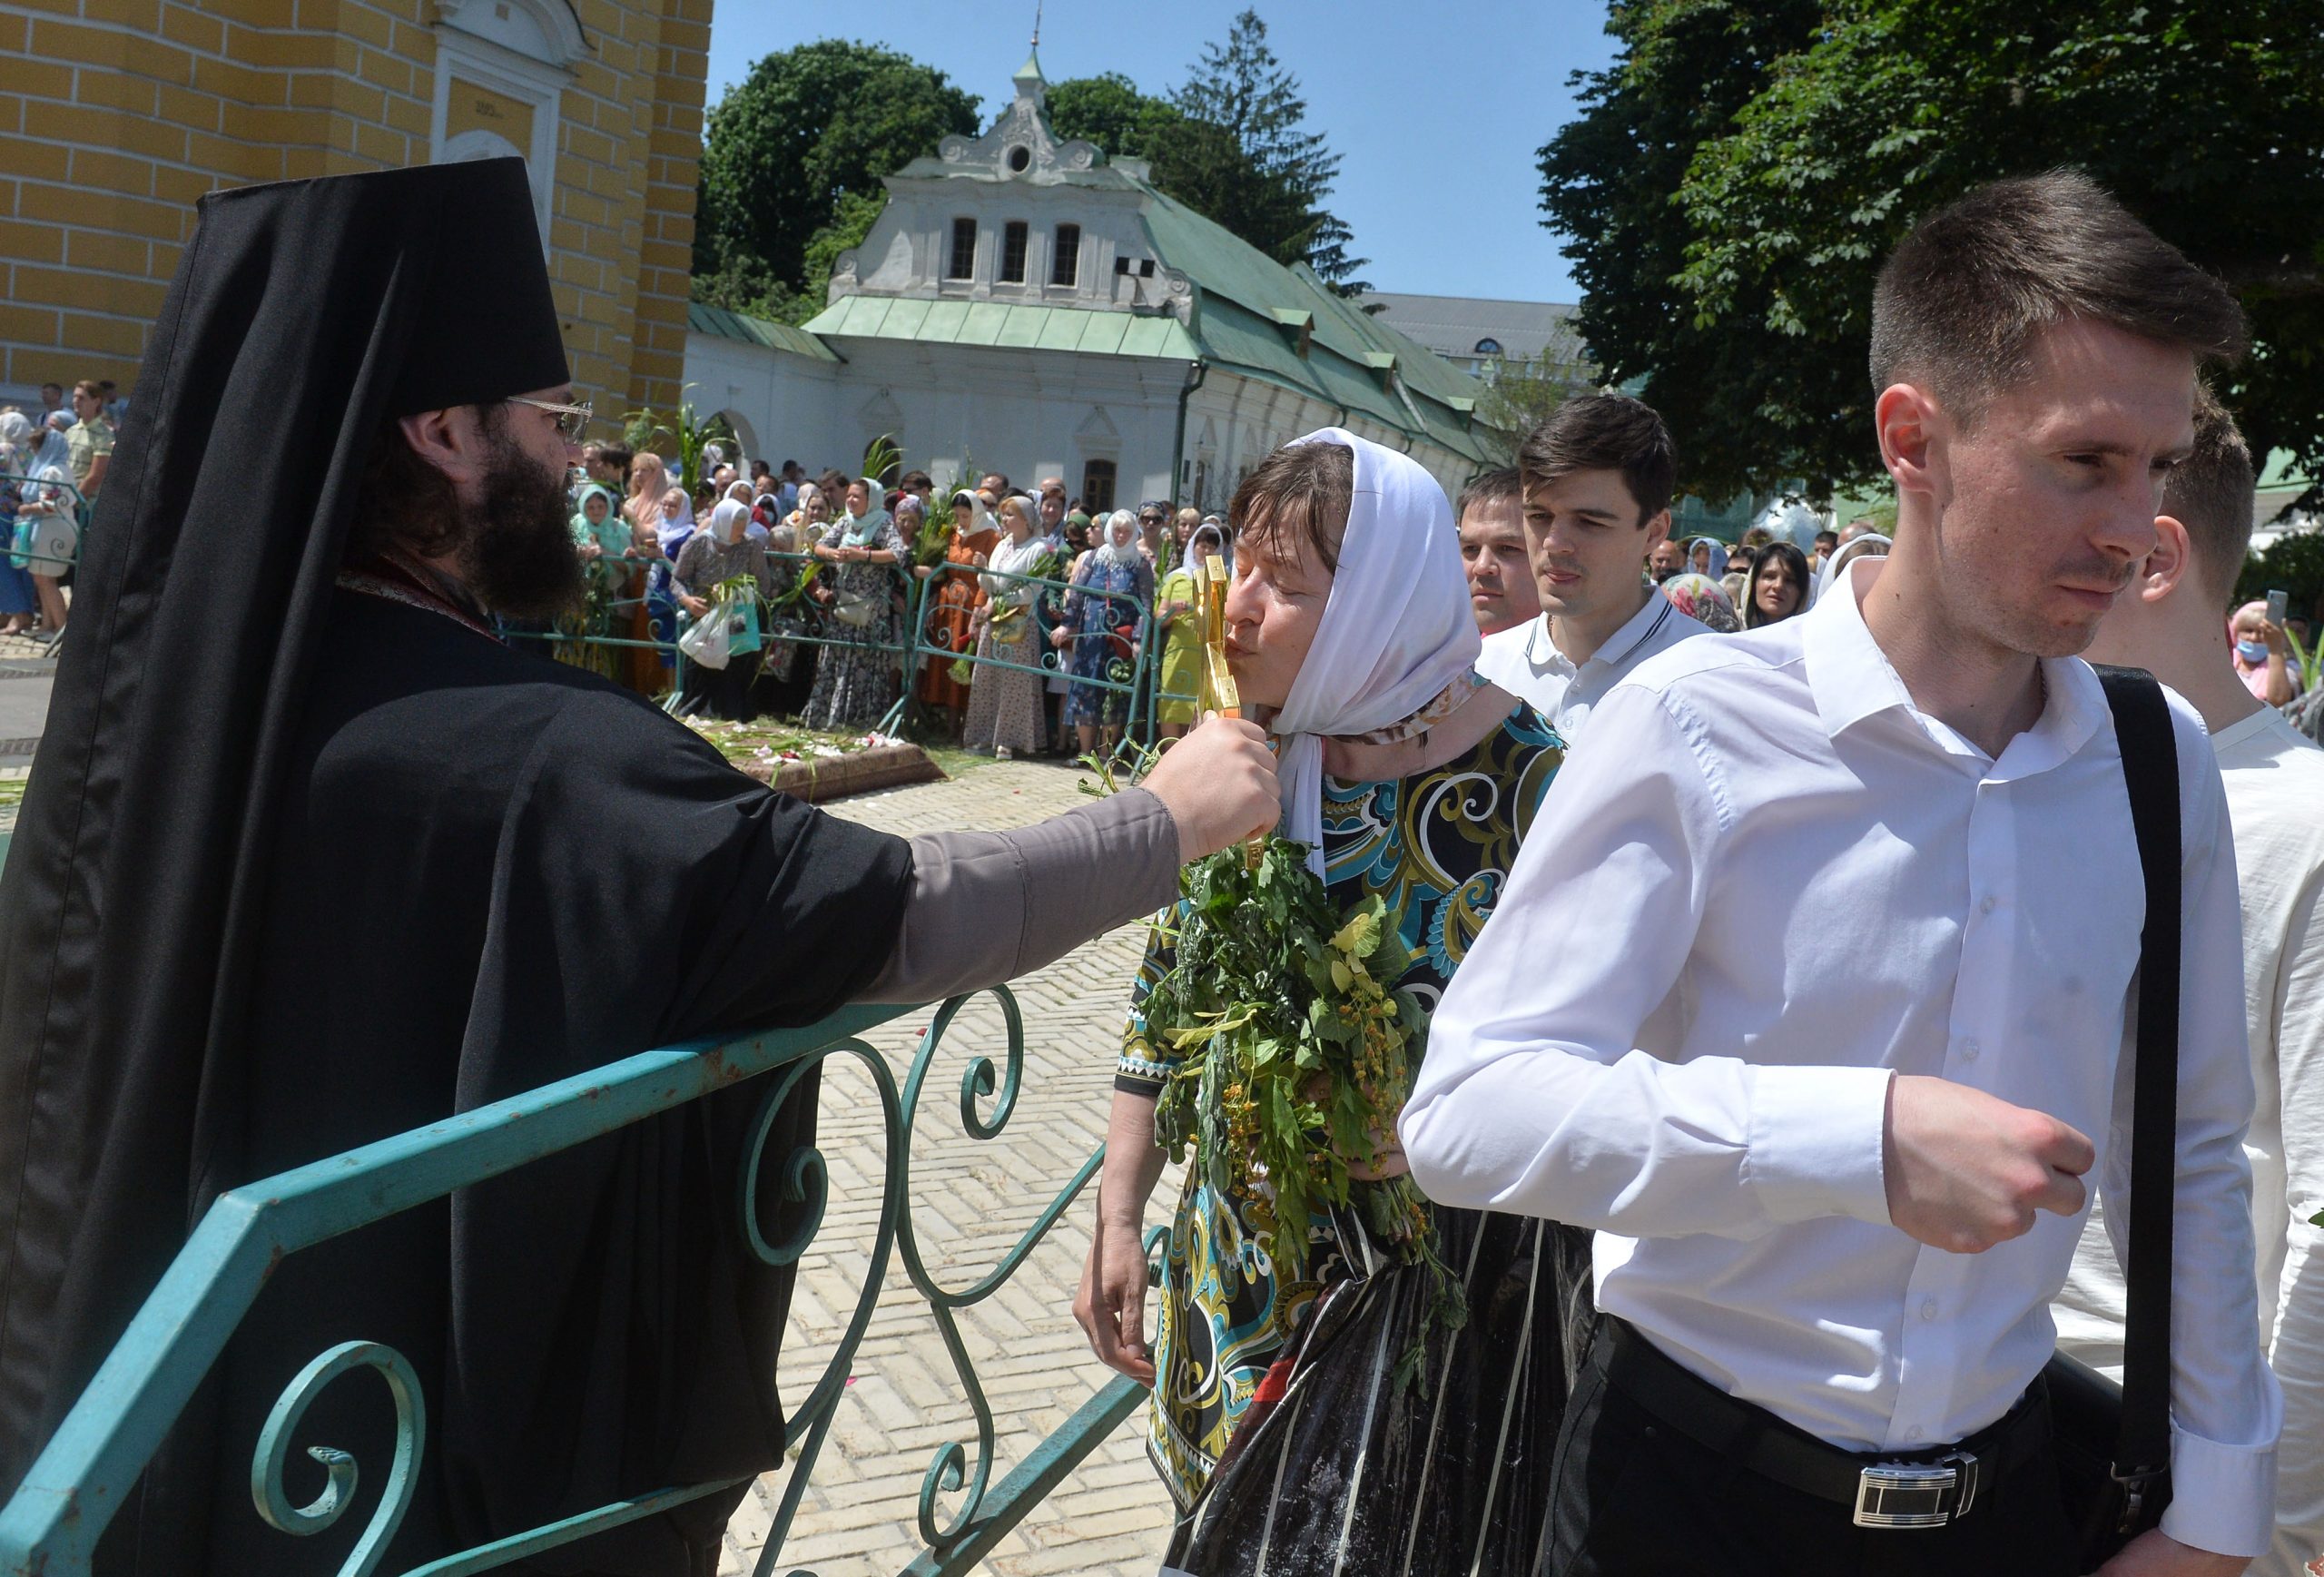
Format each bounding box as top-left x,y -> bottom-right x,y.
0,989 -> 1165,1577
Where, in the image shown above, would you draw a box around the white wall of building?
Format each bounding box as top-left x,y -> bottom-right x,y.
684,334 -> 1486,514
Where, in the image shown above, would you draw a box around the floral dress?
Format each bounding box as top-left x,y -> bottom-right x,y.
1118,707 -> 1594,1576
1063,552 -> 1153,727
961,535 -> 1052,755
802,517 -> 906,730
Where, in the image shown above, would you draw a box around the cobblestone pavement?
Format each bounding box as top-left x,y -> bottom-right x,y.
719,756 -> 1182,1577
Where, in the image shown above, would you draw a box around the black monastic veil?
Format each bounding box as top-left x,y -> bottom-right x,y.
0,161 -> 914,1576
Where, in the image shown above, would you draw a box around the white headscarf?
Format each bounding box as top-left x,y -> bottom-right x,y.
707,498 -> 750,545
1094,508 -> 1139,571
1812,531 -> 1892,604
1270,429 -> 1480,876
950,488 -> 994,539
1178,521 -> 1227,575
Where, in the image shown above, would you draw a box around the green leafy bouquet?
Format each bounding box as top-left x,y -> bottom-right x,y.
1141,834 -> 1466,1375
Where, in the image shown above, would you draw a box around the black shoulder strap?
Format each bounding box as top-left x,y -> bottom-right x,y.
2093,666 -> 2181,1481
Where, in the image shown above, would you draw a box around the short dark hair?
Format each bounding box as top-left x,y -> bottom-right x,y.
73,379 -> 103,402
1455,466 -> 1522,524
1814,529 -> 1839,550
2164,384 -> 2256,597
1517,393 -> 1676,526
1870,171 -> 2246,420
1231,440 -> 1354,576
596,443 -> 633,476
900,468 -> 932,490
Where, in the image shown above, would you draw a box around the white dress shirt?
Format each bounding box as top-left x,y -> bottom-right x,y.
1404,559 -> 2280,1558
1473,586 -> 1705,740
2057,704 -> 2324,1575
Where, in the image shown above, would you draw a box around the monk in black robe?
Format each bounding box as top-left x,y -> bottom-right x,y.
0,161 -> 1279,1577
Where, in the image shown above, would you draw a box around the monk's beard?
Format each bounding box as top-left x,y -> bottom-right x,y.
462,436 -> 582,619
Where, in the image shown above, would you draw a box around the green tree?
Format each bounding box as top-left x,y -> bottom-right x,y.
694,40 -> 980,315
1175,11 -> 1368,291
1541,0 -> 2324,503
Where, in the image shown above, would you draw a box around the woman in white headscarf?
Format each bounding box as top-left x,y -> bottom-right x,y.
1079,430 -> 1583,1574
1053,508 -> 1155,756
1151,517 -> 1229,739
672,498 -> 773,721
1686,534 -> 1728,580
0,411 -> 41,635
803,477 -> 907,729
1811,528 -> 1891,604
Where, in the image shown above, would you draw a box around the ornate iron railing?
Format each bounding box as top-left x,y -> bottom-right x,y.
0,986 -> 1158,1576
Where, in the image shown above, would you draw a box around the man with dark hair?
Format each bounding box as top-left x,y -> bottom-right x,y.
1454,465 -> 1536,637
1812,527 -> 1840,568
593,442 -> 633,492
899,468 -> 933,504
1473,392 -> 1704,740
35,381 -> 63,419
1410,172 -> 2276,1572
0,161 -> 1282,1575
2056,389 -> 2324,1576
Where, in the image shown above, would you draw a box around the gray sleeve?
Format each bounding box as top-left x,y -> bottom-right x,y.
855,786 -> 1183,1004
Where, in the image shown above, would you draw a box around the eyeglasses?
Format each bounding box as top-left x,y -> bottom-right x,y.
506,396 -> 593,443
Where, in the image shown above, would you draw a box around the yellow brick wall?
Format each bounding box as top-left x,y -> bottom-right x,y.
0,0 -> 710,437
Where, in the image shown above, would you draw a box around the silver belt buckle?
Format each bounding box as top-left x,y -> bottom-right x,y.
1853,1450 -> 1979,1529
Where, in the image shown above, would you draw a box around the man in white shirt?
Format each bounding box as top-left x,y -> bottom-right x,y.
2053,389 -> 2324,1577
1472,394 -> 1706,740
1455,466 -> 1538,637
1403,172 -> 2277,1573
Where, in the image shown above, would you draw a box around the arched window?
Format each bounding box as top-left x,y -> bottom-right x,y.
1081,458 -> 1117,515
1473,337 -> 1503,357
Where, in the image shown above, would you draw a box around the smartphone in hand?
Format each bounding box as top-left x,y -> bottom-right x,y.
2268,587 -> 2290,628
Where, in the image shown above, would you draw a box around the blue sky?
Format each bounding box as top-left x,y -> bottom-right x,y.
704,1 -> 1623,305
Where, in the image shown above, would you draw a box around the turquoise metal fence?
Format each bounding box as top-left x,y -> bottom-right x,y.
0,986 -> 1163,1576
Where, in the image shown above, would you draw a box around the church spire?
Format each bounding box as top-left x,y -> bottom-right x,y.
1015,0 -> 1047,98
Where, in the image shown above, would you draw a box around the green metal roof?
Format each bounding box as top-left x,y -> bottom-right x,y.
804,293 -> 1203,361
685,302 -> 842,362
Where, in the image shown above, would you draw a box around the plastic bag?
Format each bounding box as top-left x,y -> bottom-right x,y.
677,606 -> 730,669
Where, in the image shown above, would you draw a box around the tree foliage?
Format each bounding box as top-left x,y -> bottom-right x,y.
1541,1 -> 2324,503
1176,11 -> 1367,292
694,40 -> 980,322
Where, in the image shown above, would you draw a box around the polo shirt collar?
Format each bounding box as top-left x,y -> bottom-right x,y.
1803,558 -> 2105,769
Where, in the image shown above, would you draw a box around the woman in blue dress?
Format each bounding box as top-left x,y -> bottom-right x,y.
1055,508 -> 1153,757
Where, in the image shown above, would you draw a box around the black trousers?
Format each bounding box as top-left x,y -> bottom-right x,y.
1545,1320 -> 2083,1577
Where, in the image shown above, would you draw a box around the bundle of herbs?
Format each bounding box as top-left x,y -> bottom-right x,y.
1140,833 -> 1467,1383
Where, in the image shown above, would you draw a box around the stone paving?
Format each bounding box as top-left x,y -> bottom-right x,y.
718,756 -> 1182,1577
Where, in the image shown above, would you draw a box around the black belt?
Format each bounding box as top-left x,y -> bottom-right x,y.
1594,1317 -> 2053,1531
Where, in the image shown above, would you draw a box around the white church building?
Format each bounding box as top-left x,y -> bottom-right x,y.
682,52 -> 1509,512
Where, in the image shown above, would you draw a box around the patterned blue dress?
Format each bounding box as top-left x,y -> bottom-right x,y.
1062,551 -> 1152,727
1117,705 -> 1588,1577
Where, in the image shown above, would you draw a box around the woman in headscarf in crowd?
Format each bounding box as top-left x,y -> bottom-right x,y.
0,412 -> 41,636
1084,431 -> 1576,1577
918,488 -> 1000,733
1152,517 -> 1227,740
622,451 -> 668,547
12,412 -> 78,640
1741,540 -> 1812,629
1055,508 -> 1154,756
553,483 -> 630,681
961,493 -> 1049,759
672,498 -> 775,722
1812,529 -> 1892,604
1720,541 -> 1756,609
1660,570 -> 1741,633
2230,597 -> 2304,706
1686,535 -> 1728,580
785,482 -> 830,546
802,477 -> 906,730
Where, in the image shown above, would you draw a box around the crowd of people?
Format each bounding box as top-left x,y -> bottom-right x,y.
8,153 -> 2324,1577
556,438 -> 1243,754
0,378 -> 120,646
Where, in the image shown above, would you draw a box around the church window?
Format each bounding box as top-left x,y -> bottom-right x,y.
1008,145 -> 1032,172
1081,458 -> 1117,514
1000,222 -> 1029,283
1473,338 -> 1503,356
1051,224 -> 1081,287
947,218 -> 977,281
